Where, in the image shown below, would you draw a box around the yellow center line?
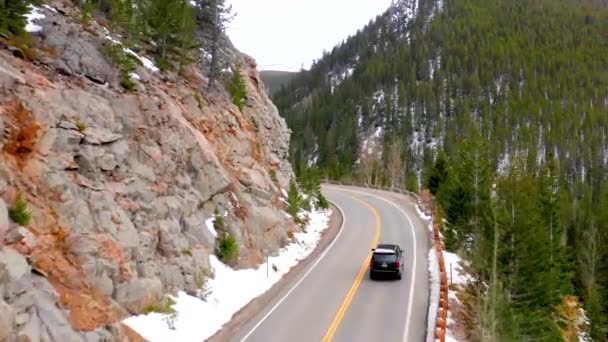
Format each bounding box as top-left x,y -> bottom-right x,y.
321,196 -> 382,342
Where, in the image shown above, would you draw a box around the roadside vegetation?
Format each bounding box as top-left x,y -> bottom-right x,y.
286,167 -> 330,225
213,210 -> 239,265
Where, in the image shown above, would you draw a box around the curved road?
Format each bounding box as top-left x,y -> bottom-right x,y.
231,185 -> 431,342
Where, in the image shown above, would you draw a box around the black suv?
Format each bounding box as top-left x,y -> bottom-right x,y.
369,244 -> 404,280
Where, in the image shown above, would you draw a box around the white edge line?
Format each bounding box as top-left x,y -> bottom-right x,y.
325,185 -> 418,342
239,199 -> 346,342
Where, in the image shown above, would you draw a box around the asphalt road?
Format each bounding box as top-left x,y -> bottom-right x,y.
231,185 -> 431,342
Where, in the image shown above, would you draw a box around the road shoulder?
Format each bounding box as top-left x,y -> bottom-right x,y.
207,204 -> 344,342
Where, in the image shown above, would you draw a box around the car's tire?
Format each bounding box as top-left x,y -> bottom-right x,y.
370,271 -> 375,280
396,272 -> 402,280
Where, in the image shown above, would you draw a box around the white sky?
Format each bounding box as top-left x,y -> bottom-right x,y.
226,0 -> 393,71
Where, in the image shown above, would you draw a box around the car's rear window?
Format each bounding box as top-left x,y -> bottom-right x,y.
373,253 -> 397,262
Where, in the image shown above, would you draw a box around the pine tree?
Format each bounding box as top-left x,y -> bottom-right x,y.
226,63 -> 247,111
205,0 -> 234,91
0,0 -> 31,36
175,1 -> 198,72
426,150 -> 448,195
286,180 -> 302,222
145,0 -> 196,70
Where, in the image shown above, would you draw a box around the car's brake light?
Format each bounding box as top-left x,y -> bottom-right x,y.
370,259 -> 374,267
395,260 -> 400,269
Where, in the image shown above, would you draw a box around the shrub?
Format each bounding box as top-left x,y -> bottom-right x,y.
103,42 -> 139,91
195,268 -> 212,301
216,233 -> 239,265
287,230 -> 294,240
142,297 -> 176,315
316,193 -> 329,210
155,56 -> 170,72
120,74 -> 136,91
81,0 -> 94,25
9,193 -> 31,226
181,248 -> 192,256
76,120 -> 86,133
194,93 -> 204,108
213,210 -> 225,234
301,197 -> 311,212
269,169 -> 278,185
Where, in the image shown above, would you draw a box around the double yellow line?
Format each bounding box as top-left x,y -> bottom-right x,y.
321,196 -> 382,342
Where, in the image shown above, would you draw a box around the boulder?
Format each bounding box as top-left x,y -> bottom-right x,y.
158,219 -> 187,255
39,14 -> 115,83
183,212 -> 215,249
0,299 -> 15,341
83,127 -> 122,145
0,247 -> 32,299
159,263 -> 185,291
114,278 -> 163,313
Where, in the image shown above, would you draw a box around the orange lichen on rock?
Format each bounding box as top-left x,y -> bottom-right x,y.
2,97 -> 42,157
32,249 -> 121,331
98,235 -> 132,281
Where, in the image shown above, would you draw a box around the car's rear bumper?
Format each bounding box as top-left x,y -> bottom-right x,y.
370,268 -> 400,274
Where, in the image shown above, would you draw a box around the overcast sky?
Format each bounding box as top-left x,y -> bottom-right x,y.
226,0 -> 393,71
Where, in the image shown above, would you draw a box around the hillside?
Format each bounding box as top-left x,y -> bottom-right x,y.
273,0 -> 608,339
0,0 -> 322,340
259,70 -> 300,96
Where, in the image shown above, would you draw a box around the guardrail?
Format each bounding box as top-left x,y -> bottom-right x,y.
323,180 -> 447,342
323,180 -> 421,200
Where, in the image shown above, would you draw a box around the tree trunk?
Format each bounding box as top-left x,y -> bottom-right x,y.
206,2 -> 220,91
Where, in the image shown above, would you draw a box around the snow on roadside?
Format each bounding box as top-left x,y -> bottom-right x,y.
414,204 -> 439,342
123,208 -> 331,342
443,252 -> 472,286
25,5 -> 46,32
415,203 -> 432,223
427,247 -> 440,342
443,251 -> 472,342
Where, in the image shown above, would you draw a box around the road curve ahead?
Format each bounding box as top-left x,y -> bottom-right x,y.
232,185 -> 431,342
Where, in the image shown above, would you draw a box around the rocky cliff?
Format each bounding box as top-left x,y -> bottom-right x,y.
0,2 -> 296,340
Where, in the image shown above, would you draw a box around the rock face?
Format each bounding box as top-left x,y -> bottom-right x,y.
0,1 -> 295,340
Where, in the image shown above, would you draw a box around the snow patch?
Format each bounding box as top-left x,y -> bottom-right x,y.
577,308 -> 591,342
200,48 -> 212,61
25,5 -> 45,32
204,217 -> 217,238
104,29 -> 160,72
125,48 -> 160,72
42,4 -> 58,13
124,209 -> 331,342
